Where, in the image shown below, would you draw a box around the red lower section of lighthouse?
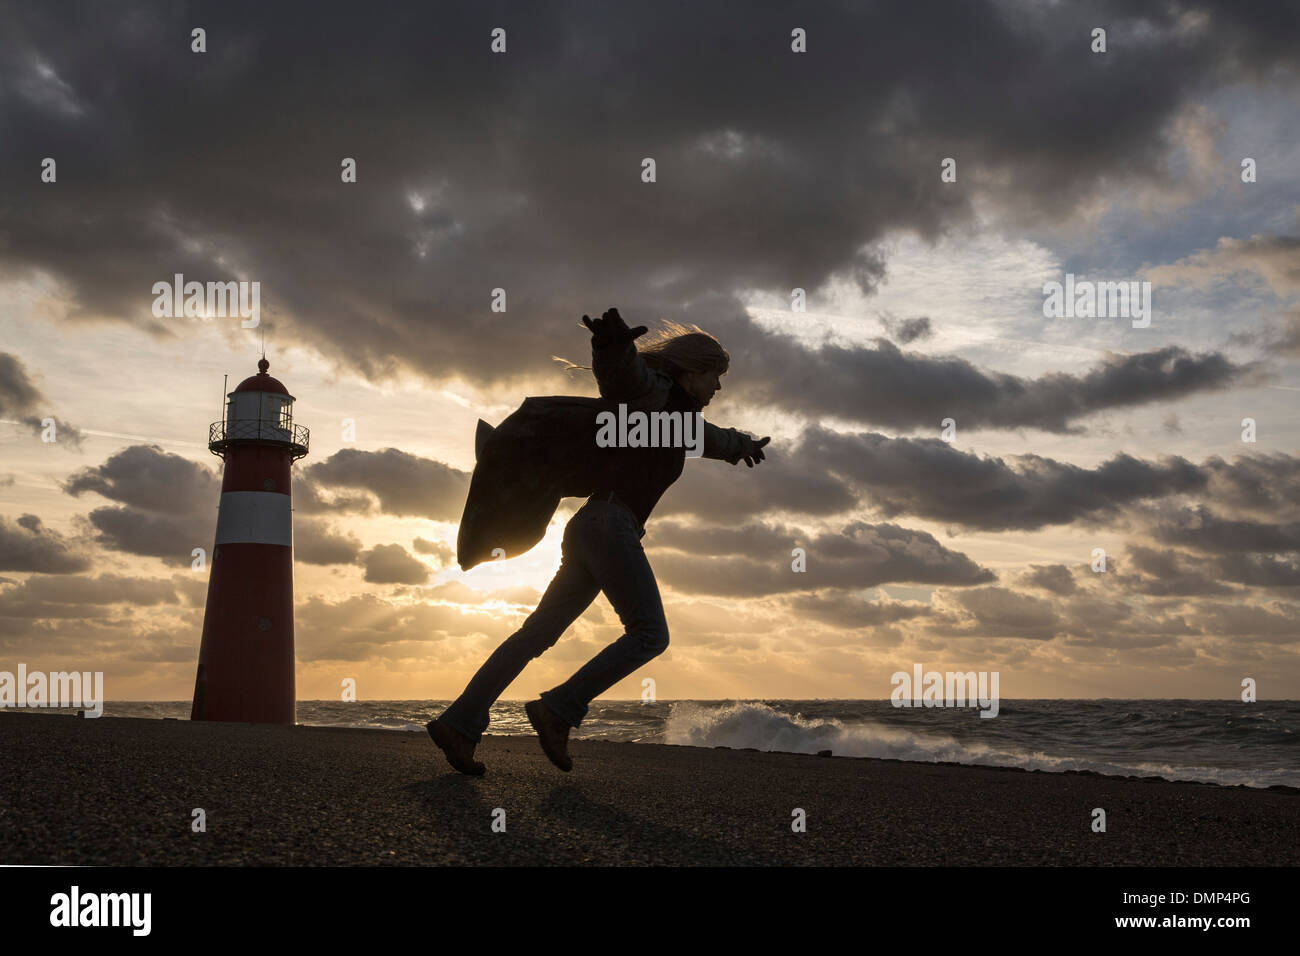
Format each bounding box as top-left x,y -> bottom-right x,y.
191,542 -> 296,724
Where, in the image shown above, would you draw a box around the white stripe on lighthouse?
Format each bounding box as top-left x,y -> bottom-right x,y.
214,491 -> 292,547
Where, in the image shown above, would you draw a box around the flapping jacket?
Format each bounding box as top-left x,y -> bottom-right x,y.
455,336 -> 752,570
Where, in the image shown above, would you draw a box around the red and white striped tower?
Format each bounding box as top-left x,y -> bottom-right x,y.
191,356 -> 309,724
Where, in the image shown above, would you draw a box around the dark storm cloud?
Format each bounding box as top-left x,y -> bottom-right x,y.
725,333 -> 1252,434
798,425 -> 1208,530
648,518 -> 995,596
1,0 -> 1293,414
303,449 -> 468,520
0,513 -> 92,573
63,444 -> 219,564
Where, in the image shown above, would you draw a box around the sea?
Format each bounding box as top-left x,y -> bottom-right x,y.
26,698 -> 1298,790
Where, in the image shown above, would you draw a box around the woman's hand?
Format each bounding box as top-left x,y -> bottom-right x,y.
582,307 -> 648,346
739,435 -> 770,467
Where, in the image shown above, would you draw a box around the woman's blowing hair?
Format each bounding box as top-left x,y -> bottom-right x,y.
553,319 -> 729,378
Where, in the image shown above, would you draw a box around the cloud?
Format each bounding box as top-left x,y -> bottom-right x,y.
1145,234 -> 1300,298
78,507 -> 210,565
361,543 -> 430,585
783,591 -> 934,630
0,514 -> 92,573
1052,598 -> 1201,649
0,352 -> 85,449
1211,551 -> 1300,590
1114,545 -> 1236,597
1140,503 -> 1300,553
0,572 -> 191,618
63,445 -> 219,564
295,518 -> 363,566
0,353 -> 43,414
798,425 -> 1209,531
13,58 -> 85,117
412,536 -> 456,568
294,479 -> 376,516
295,592 -> 506,662
64,444 -> 218,514
2,1 -> 1298,693
932,586 -> 1063,641
1186,600 -> 1300,643
17,415 -> 85,448
657,445 -> 858,522
1145,233 -> 1300,355
726,331 -> 1252,434
648,519 -> 995,595
2,0 -> 1293,417
303,448 -> 468,520
1017,564 -> 1078,595
1201,453 -> 1300,521
880,314 -> 933,344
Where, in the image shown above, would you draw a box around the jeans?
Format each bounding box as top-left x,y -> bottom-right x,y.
439,493 -> 669,742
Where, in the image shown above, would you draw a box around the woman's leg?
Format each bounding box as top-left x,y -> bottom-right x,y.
438,509 -> 602,742
540,502 -> 669,729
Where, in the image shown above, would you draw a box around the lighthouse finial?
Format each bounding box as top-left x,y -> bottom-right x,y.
258,357 -> 270,374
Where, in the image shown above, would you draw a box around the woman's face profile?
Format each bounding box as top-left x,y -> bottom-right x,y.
676,368 -> 722,407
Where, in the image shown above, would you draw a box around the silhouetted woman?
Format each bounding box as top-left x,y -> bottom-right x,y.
428,308 -> 769,773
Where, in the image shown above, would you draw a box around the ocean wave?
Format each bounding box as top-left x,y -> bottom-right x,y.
662,700 -> 1300,789
309,718 -> 428,732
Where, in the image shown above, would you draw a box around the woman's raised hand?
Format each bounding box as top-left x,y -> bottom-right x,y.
582,307 -> 648,345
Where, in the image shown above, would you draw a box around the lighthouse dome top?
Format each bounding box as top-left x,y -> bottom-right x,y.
233,357 -> 291,397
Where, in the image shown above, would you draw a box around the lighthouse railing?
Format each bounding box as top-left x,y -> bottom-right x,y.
209,419 -> 310,460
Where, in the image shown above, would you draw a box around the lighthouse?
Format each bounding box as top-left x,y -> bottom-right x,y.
191,357 -> 309,724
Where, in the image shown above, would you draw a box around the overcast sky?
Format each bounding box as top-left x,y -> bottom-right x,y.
1,0 -> 1298,701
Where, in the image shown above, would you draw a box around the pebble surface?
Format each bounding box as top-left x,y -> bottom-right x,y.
2,713 -> 1295,866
